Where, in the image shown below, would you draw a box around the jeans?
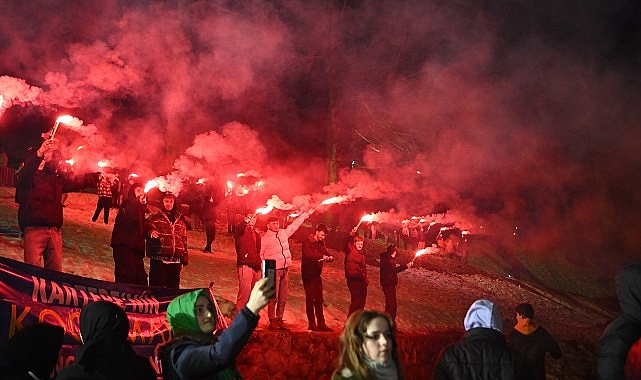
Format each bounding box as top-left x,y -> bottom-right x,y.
236,265 -> 261,312
268,268 -> 289,320
23,226 -> 63,271
302,275 -> 326,326
347,279 -> 368,317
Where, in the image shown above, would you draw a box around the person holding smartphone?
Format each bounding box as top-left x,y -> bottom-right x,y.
156,279 -> 275,380
260,210 -> 313,331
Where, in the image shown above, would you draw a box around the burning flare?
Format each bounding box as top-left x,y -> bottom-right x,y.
255,204 -> 274,215
321,195 -> 349,205
144,179 -> 159,193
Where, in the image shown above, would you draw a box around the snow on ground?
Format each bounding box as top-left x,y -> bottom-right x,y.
0,186 -> 621,378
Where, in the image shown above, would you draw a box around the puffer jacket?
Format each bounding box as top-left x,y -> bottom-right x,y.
594,263 -> 641,380
145,209 -> 188,264
345,247 -> 367,283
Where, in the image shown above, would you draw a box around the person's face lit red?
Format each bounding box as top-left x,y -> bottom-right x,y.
362,317 -> 392,364
162,197 -> 174,211
268,221 -> 279,232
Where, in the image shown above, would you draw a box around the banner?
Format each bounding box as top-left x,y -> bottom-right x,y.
0,255 -> 208,377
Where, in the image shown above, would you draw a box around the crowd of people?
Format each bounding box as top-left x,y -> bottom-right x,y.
5,138 -> 641,379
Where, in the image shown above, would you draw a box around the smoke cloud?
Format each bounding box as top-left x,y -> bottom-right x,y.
0,0 -> 640,260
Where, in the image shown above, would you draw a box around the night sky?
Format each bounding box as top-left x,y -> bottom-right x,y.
1,0 -> 640,258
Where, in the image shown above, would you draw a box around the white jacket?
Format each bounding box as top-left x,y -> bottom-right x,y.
260,212 -> 309,269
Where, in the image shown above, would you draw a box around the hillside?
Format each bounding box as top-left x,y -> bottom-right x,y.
0,186 -> 623,378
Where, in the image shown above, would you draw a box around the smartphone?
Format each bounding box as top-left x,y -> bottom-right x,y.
262,259 -> 276,285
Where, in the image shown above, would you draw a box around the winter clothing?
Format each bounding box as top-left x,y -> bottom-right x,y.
508,325 -> 561,380
146,206 -> 188,288
594,263 -> 641,380
200,192 -> 219,252
0,323 -> 64,380
56,301 -> 156,380
233,220 -> 261,270
111,183 -> 148,285
260,212 -> 309,269
379,248 -> 409,323
233,219 -> 261,312
259,212 -> 309,321
434,299 -> 533,380
157,289 -> 258,380
344,235 -> 368,317
91,174 -> 114,224
301,234 -> 330,329
15,149 -> 82,271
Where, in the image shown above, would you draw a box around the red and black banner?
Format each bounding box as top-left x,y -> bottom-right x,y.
0,256 -> 195,377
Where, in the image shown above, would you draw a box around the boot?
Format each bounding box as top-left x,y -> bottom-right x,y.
277,318 -> 290,331
268,319 -> 281,331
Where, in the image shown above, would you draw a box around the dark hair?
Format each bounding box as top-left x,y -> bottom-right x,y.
386,244 -> 396,254
267,216 -> 279,223
516,303 -> 534,319
316,224 -> 329,234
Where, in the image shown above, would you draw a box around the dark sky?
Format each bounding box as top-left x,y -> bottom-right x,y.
1,0 -> 640,258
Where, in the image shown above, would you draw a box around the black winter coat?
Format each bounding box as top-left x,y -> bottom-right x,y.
110,188 -> 147,254
15,150 -> 82,231
434,328 -> 534,380
379,252 -> 408,287
301,234 -> 328,279
594,263 -> 641,379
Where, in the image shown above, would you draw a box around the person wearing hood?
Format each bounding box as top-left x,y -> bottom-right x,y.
594,263 -> 641,379
0,322 -> 64,380
146,191 -> 189,288
110,181 -> 149,285
15,138 -> 83,272
379,245 -> 413,327
56,301 -> 156,380
156,278 -> 274,380
434,299 -> 534,380
507,303 -> 561,380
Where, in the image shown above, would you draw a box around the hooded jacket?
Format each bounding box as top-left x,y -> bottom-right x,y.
56,301 -> 156,380
594,263 -> 641,380
157,289 -> 258,380
110,183 -> 147,254
0,323 -> 64,380
434,299 -> 534,380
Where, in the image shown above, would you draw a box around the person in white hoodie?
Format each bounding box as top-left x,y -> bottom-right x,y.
434,299 -> 534,380
260,210 -> 313,330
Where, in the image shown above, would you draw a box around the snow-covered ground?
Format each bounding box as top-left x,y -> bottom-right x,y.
0,186 -> 621,378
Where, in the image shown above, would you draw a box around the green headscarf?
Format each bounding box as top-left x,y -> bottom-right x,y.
166,289 -> 209,334
164,289 -> 244,380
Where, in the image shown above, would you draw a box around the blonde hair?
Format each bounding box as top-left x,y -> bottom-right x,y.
333,310 -> 403,380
